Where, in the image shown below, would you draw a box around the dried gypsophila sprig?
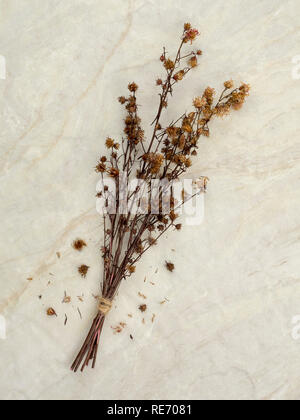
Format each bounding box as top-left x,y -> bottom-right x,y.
71,23 -> 250,372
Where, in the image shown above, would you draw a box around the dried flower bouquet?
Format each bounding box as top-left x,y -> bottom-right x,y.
71,23 -> 250,372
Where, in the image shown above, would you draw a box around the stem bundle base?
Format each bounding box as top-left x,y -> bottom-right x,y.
71,311 -> 105,372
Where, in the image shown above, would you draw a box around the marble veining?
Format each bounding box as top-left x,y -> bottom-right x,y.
0,0 -> 300,400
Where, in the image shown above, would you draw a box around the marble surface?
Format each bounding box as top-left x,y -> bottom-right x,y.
1,0 -> 300,401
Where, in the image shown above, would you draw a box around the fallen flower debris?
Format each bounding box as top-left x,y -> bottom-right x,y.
62,292 -> 71,304
139,304 -> 147,313
166,261 -> 175,272
72,239 -> 87,251
47,308 -> 57,317
78,264 -> 89,278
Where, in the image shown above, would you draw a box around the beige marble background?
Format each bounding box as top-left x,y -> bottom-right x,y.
0,0 -> 300,400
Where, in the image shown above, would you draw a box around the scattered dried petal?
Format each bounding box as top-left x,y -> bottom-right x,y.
62,292 -> 71,304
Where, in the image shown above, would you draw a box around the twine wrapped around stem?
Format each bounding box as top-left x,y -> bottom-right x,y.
98,297 -> 112,315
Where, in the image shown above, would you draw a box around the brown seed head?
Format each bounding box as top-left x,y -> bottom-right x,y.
128,82 -> 138,92
165,261 -> 175,272
118,96 -> 126,104
224,80 -> 234,89
164,59 -> 175,71
73,239 -> 87,251
105,137 -> 114,148
189,56 -> 198,68
78,264 -> 89,278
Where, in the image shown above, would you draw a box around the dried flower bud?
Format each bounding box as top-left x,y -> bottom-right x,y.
105,137 -> 114,148
178,134 -> 186,150
239,83 -> 251,95
189,56 -> 198,68
127,265 -> 136,274
173,70 -> 185,82
182,122 -> 192,133
184,23 -> 192,31
164,59 -> 175,71
196,50 -> 203,56
128,82 -> 138,92
156,78 -> 163,85
214,103 -> 231,117
193,96 -> 207,109
118,96 -> 126,104
185,158 -> 192,167
224,80 -> 234,89
184,28 -> 199,43
169,211 -> 178,222
203,87 -> 215,105
95,162 -> 106,173
109,168 -> 120,178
